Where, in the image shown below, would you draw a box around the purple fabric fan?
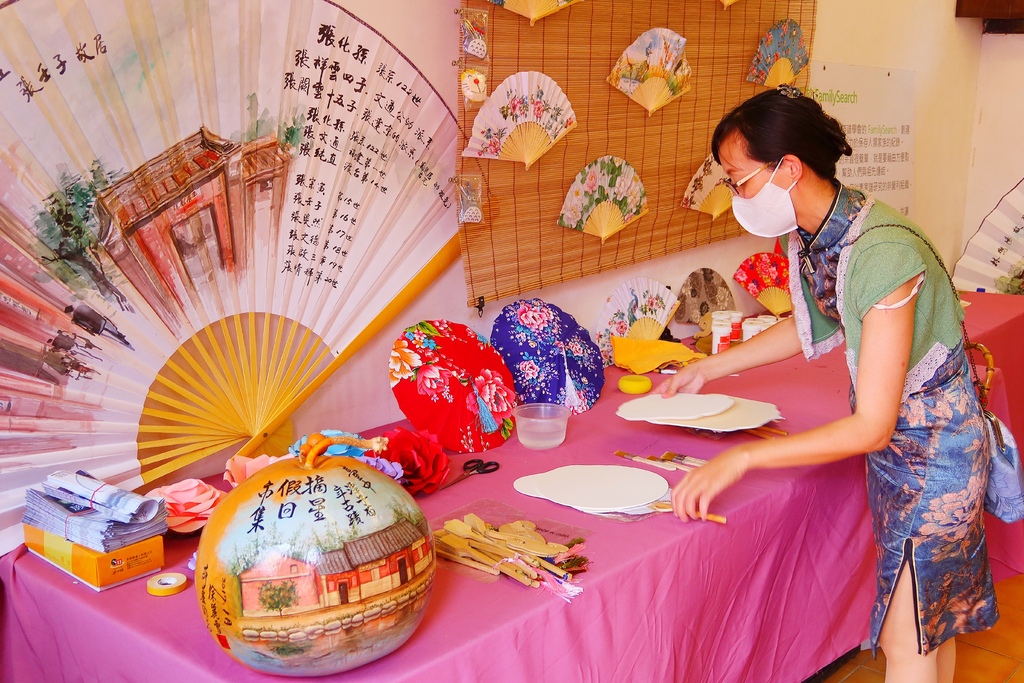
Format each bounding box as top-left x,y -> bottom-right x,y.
490,298 -> 605,414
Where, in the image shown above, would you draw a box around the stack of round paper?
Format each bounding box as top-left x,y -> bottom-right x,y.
616,393 -> 781,432
514,465 -> 668,513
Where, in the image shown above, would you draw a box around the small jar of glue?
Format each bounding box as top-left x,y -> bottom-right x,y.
711,322 -> 732,354
741,318 -> 761,341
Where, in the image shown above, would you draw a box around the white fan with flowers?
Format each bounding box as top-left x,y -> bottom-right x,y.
681,154 -> 733,219
462,71 -> 577,170
594,277 -> 680,366
0,0 -> 459,554
607,28 -> 693,116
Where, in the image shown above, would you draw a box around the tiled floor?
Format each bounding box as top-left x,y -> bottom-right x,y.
824,573 -> 1024,682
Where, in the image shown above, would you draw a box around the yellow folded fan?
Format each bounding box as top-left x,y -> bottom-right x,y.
610,336 -> 705,375
0,2 -> 462,555
608,28 -> 693,116
594,277 -> 680,366
487,0 -> 584,26
463,71 -> 577,170
681,154 -> 732,219
558,156 -> 648,243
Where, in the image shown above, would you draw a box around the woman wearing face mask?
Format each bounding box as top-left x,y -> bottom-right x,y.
658,86 -> 997,683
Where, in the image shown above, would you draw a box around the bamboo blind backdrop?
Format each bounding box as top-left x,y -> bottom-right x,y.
456,0 -> 816,306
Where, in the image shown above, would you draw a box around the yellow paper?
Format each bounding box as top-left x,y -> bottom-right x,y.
610,336 -> 704,375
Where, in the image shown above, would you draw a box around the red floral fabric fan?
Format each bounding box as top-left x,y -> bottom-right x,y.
733,250 -> 792,317
390,320 -> 517,453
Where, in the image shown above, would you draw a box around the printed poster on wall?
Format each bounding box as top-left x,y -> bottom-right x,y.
807,62 -> 915,217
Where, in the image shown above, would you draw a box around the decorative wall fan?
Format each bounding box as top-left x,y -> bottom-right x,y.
675,268 -> 736,324
0,0 -> 458,554
953,177 -> 1024,295
463,71 -> 577,169
594,277 -> 679,366
486,0 -> 584,26
557,156 -> 648,243
681,154 -> 732,219
607,28 -> 692,116
747,19 -> 808,88
734,251 -> 792,316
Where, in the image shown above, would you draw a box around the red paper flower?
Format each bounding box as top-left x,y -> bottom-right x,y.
381,427 -> 451,496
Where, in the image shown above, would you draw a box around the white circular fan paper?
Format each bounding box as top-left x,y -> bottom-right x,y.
462,71 -> 577,170
515,465 -> 668,513
607,28 -> 692,116
616,393 -> 735,422
681,154 -> 733,220
594,277 -> 680,366
0,0 -> 459,554
647,397 -> 783,432
557,156 -> 648,243
952,177 -> 1024,295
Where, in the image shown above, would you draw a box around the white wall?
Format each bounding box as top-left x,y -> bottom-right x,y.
284,0 -> 990,445
962,33 -> 1024,255
814,0 -> 983,259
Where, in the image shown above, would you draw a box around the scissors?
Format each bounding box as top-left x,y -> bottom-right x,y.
439,458 -> 499,490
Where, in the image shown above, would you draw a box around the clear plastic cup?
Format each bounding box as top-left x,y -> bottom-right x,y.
512,402 -> 570,450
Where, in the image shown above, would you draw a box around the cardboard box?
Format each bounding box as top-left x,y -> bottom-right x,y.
23,524 -> 164,591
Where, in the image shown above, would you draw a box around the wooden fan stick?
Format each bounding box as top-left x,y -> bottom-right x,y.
225,314 -> 256,429
146,372 -> 248,433
232,234 -> 463,460
142,437 -> 244,482
256,317 -> 299,424
174,344 -> 247,422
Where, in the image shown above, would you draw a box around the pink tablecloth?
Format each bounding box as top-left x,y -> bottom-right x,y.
2,295 -> 1021,683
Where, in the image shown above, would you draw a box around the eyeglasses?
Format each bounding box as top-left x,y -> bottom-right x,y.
722,160 -> 775,196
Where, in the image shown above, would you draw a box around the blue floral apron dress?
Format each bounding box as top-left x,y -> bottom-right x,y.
794,187 -> 998,654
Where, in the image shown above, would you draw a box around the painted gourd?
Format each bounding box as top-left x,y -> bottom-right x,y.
195,435 -> 435,675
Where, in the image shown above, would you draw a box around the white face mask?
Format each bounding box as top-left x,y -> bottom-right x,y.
730,162 -> 798,238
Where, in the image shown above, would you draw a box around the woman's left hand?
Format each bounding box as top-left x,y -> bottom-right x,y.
671,448 -> 751,521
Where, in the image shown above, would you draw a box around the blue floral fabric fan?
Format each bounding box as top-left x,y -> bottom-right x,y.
490,299 -> 604,414
747,19 -> 808,87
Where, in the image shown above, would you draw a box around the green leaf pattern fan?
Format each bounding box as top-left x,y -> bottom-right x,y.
558,156 -> 648,243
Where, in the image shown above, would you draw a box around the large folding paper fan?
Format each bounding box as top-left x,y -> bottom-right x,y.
734,252 -> 792,316
486,0 -> 584,26
607,28 -> 692,116
747,19 -> 809,87
558,156 -> 648,243
681,154 -> 732,219
953,178 -> 1024,295
0,0 -> 460,554
463,71 -> 577,170
595,277 -> 680,366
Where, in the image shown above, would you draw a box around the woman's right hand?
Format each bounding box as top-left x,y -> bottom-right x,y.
655,361 -> 709,397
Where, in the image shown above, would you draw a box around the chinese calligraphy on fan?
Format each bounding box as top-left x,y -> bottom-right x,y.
278,22 -> 451,289
2,34 -> 106,103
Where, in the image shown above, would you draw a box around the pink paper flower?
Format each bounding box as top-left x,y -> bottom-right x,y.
223,453 -> 292,488
147,478 -> 226,534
